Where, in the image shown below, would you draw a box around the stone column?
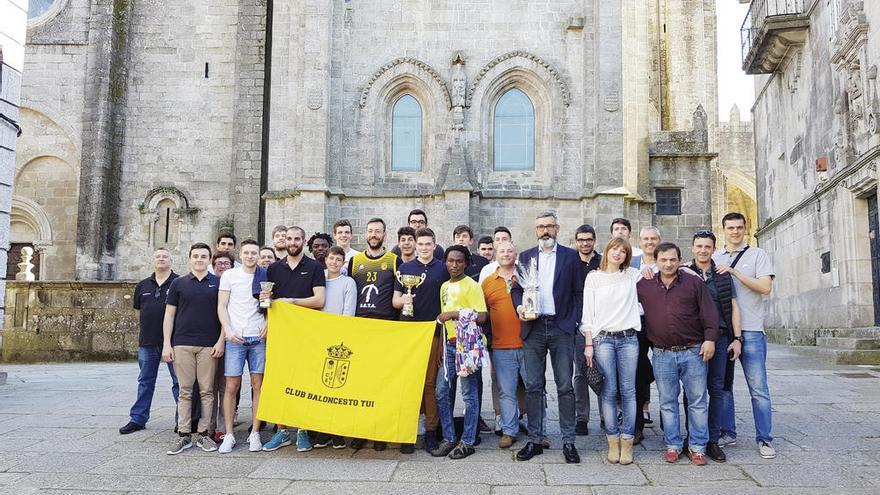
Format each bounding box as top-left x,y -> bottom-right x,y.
0,0 -> 30,354
264,0 -> 332,236
75,0 -> 133,280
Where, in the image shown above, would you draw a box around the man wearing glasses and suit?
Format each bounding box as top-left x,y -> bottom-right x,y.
120,247 -> 180,434
512,211 -> 584,464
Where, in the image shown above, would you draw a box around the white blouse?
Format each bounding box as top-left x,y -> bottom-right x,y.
580,267 -> 642,337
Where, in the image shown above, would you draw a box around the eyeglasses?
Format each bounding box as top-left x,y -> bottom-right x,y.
575,238 -> 595,243
214,260 -> 233,267
409,220 -> 427,226
154,287 -> 163,299
535,224 -> 557,231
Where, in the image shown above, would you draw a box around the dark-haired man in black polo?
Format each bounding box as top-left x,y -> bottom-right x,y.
259,225 -> 326,452
162,243 -> 224,455
120,248 -> 180,435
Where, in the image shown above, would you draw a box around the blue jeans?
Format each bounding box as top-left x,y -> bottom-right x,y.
707,335 -> 736,442
522,319 -> 576,444
129,345 -> 179,426
742,331 -> 773,443
653,346 -> 709,453
436,343 -> 480,445
593,332 -> 639,439
492,348 -> 526,436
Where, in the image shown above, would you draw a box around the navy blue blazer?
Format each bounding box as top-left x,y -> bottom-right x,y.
511,244 -> 584,338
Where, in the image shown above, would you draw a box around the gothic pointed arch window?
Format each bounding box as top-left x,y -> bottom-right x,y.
493,88 -> 535,171
391,94 -> 423,171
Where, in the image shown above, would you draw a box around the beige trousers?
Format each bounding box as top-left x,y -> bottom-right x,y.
174,345 -> 218,434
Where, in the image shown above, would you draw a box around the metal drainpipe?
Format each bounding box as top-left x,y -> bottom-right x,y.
258,0 -> 274,243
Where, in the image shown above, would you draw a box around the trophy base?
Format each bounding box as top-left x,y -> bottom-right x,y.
524,312 -> 537,320
260,301 -> 272,309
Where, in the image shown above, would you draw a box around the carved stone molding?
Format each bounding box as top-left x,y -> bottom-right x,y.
359,58 -> 452,109
467,51 -> 571,108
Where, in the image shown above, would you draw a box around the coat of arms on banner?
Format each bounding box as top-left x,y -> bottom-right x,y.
322,343 -> 353,389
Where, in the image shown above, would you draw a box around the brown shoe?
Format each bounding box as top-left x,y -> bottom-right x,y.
606,435 -> 620,464
498,435 -> 515,449
619,437 -> 634,465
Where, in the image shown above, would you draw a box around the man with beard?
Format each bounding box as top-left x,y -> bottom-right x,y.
347,217 -> 400,451
259,226 -> 326,452
512,211 -> 583,464
307,232 -> 333,268
573,224 -> 601,436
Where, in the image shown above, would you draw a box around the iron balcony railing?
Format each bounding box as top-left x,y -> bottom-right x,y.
741,0 -> 808,65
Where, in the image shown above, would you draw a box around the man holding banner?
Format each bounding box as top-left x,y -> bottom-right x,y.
346,217 -> 401,451
393,227 -> 449,453
259,226 -> 326,452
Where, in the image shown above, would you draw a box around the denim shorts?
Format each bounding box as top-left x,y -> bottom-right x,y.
224,336 -> 266,376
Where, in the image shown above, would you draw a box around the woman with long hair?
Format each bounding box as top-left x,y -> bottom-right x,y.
581,237 -> 642,465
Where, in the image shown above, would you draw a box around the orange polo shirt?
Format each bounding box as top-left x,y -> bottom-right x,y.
481,269 -> 522,349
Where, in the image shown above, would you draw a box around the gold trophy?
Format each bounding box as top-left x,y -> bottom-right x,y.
517,258 -> 539,319
395,271 -> 427,317
259,281 -> 275,309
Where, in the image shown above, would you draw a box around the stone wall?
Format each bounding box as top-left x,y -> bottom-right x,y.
750,0 -> 880,331
1,0 -> 29,330
2,281 -> 138,362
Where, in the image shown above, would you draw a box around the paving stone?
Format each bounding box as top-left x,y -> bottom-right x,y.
741,465 -> 870,487
248,458 -> 398,481
639,464 -> 756,487
0,473 -> 25,486
282,481 -> 492,495
4,452 -> 116,474
14,473 -> 194,492
393,460 -> 545,485
185,477 -> 292,493
89,453 -> 263,478
543,462 -> 647,486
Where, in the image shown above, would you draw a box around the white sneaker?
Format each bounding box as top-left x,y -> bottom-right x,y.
718,434 -> 737,447
248,431 -> 263,452
758,441 -> 776,459
218,434 -> 235,454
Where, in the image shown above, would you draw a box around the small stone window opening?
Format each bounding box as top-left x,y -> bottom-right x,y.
655,189 -> 682,216
153,198 -> 179,248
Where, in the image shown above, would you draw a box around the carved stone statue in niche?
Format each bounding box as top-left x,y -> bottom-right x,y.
848,62 -> 864,120
451,51 -> 466,130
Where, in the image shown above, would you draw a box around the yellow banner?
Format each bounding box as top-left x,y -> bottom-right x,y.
257,302 -> 435,443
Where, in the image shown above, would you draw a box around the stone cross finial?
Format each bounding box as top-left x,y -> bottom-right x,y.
16,246 -> 36,281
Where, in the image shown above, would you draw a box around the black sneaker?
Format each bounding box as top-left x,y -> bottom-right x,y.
423,433 -> 439,453
430,439 -> 455,457
349,438 -> 366,450
312,433 -> 331,449
119,421 -> 145,435
373,441 -> 387,451
448,441 -> 475,459
331,436 -> 347,449
575,421 -> 589,436
477,418 -> 492,433
400,443 -> 415,454
642,410 -> 653,427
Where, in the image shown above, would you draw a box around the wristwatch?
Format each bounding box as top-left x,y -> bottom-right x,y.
734,336 -> 744,344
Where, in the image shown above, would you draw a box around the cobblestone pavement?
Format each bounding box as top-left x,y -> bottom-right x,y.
1,344 -> 879,494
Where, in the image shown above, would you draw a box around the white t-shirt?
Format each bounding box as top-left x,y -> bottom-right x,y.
580,267 -> 642,336
219,267 -> 265,338
341,248 -> 361,276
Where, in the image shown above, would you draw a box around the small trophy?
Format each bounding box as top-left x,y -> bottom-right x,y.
517,258 -> 539,320
259,281 -> 275,309
395,271 -> 427,317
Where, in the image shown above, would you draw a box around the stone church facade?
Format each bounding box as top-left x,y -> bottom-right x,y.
11,0 -> 755,281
